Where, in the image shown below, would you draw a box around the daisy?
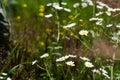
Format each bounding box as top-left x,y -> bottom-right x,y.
85,61 -> 94,68
40,53 -> 49,58
66,61 -> 75,66
79,30 -> 89,36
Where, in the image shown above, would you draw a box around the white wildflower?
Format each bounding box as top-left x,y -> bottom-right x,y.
52,2 -> 63,10
66,61 -> 75,66
83,0 -> 93,6
89,18 -> 99,21
105,11 -> 111,16
102,73 -> 110,79
64,55 -> 69,59
56,56 -> 69,62
79,30 -> 89,36
89,18 -> 103,21
96,5 -> 103,9
100,68 -> 108,74
63,23 -> 76,28
56,55 -> 76,62
100,68 -> 110,79
64,8 -> 71,12
0,76 -> 4,79
85,61 -> 94,68
111,35 -> 119,42
92,69 -> 100,74
45,14 -> 53,18
32,60 -> 38,65
116,23 -> 120,28
61,2 -> 67,5
90,30 -> 95,37
2,73 -> 7,76
81,3 -> 88,8
87,0 -> 93,6
46,3 -> 52,6
40,53 -> 49,58
106,24 -> 113,27
7,77 -> 12,80
73,3 -> 80,8
95,12 -> 104,16
107,7 -> 120,12
68,54 -> 77,58
97,1 -> 108,8
80,56 -> 90,61
96,21 -> 103,26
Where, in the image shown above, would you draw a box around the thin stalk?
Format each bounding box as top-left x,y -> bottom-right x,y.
93,0 -> 96,17
44,63 -> 54,80
93,72 -> 95,80
111,52 -> 115,80
57,21 -> 60,43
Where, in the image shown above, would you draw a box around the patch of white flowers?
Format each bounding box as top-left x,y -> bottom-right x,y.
89,17 -> 103,26
56,54 -> 76,62
0,73 -> 11,80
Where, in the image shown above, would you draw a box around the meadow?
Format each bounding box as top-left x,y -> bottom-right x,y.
1,0 -> 120,80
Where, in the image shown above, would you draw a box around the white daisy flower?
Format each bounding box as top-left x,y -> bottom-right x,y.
0,77 -> 4,79
61,2 -> 67,5
68,54 -> 77,58
79,30 -> 89,36
73,3 -> 80,8
106,24 -> 113,27
63,23 -> 76,28
95,12 -> 104,16
2,73 -> 7,76
81,3 -> 88,8
40,53 -> 49,58
92,69 -> 101,74
85,61 -> 94,68
105,11 -> 111,16
80,56 -> 90,61
96,21 -> 103,26
45,14 -> 53,18
66,61 -> 75,66
52,2 -> 63,10
64,8 -> 71,12
116,23 -> 120,28
46,3 -> 52,6
97,5 -> 103,9
7,77 -> 12,80
56,56 -> 69,62
32,60 -> 38,65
